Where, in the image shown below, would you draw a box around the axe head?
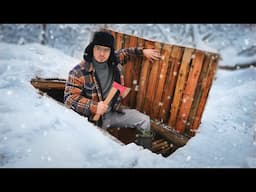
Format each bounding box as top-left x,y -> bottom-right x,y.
112,81 -> 130,98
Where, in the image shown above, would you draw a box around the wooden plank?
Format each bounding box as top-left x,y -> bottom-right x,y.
152,138 -> 165,145
185,53 -> 211,135
123,36 -> 137,108
151,121 -> 189,147
144,42 -> 162,116
129,37 -> 144,109
152,44 -> 172,120
151,141 -> 169,152
121,34 -> 132,106
175,51 -> 205,133
136,40 -> 155,112
158,47 -> 180,123
190,55 -> 218,135
168,47 -> 193,127
31,78 -> 66,90
115,32 -> 123,50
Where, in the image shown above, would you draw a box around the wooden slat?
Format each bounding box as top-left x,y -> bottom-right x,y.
158,47 -> 180,123
121,34 -> 132,106
185,53 -> 211,135
144,42 -> 162,116
151,141 -> 169,152
175,51 -> 205,133
168,47 -> 193,127
115,32 -> 123,50
190,55 -> 218,135
152,44 -> 172,120
129,37 -> 144,109
136,40 -> 155,112
123,35 -> 137,108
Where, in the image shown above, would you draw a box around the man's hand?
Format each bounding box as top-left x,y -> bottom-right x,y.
142,49 -> 161,62
96,101 -> 108,115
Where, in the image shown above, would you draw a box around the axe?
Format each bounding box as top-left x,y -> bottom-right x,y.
92,81 -> 130,121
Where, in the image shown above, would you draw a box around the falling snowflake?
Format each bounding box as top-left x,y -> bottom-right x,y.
47,156 -> 52,162
186,156 -> 191,161
26,148 -> 31,153
6,90 -> 13,95
43,131 -> 48,136
244,38 -> 249,45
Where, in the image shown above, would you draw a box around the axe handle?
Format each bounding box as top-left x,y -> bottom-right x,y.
92,87 -> 118,121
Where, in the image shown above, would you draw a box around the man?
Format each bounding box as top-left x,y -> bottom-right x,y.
64,31 -> 161,147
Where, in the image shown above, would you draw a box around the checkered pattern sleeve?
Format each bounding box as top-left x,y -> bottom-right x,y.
64,69 -> 98,117
115,47 -> 144,65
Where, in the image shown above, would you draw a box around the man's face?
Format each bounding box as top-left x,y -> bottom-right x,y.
93,45 -> 111,63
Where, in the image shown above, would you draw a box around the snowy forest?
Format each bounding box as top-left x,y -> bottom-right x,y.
0,24 -> 256,168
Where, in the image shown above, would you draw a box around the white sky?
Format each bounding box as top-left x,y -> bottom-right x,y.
0,35 -> 256,168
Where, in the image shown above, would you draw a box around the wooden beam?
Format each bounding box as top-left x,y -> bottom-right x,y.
151,121 -> 189,147
31,78 -> 66,90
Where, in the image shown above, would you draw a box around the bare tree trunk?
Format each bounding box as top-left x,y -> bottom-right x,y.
40,24 -> 47,45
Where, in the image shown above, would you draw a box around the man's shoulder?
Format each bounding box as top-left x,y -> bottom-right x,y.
69,60 -> 91,75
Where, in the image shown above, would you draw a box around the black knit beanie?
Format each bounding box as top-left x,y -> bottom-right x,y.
84,31 -> 115,63
92,31 -> 114,48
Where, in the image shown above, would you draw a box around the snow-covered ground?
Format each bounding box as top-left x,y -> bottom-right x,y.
0,24 -> 256,168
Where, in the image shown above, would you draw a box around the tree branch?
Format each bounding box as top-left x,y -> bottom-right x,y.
219,63 -> 256,70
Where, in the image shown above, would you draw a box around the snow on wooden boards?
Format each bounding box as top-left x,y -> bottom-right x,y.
30,77 -> 66,90
104,29 -> 219,136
